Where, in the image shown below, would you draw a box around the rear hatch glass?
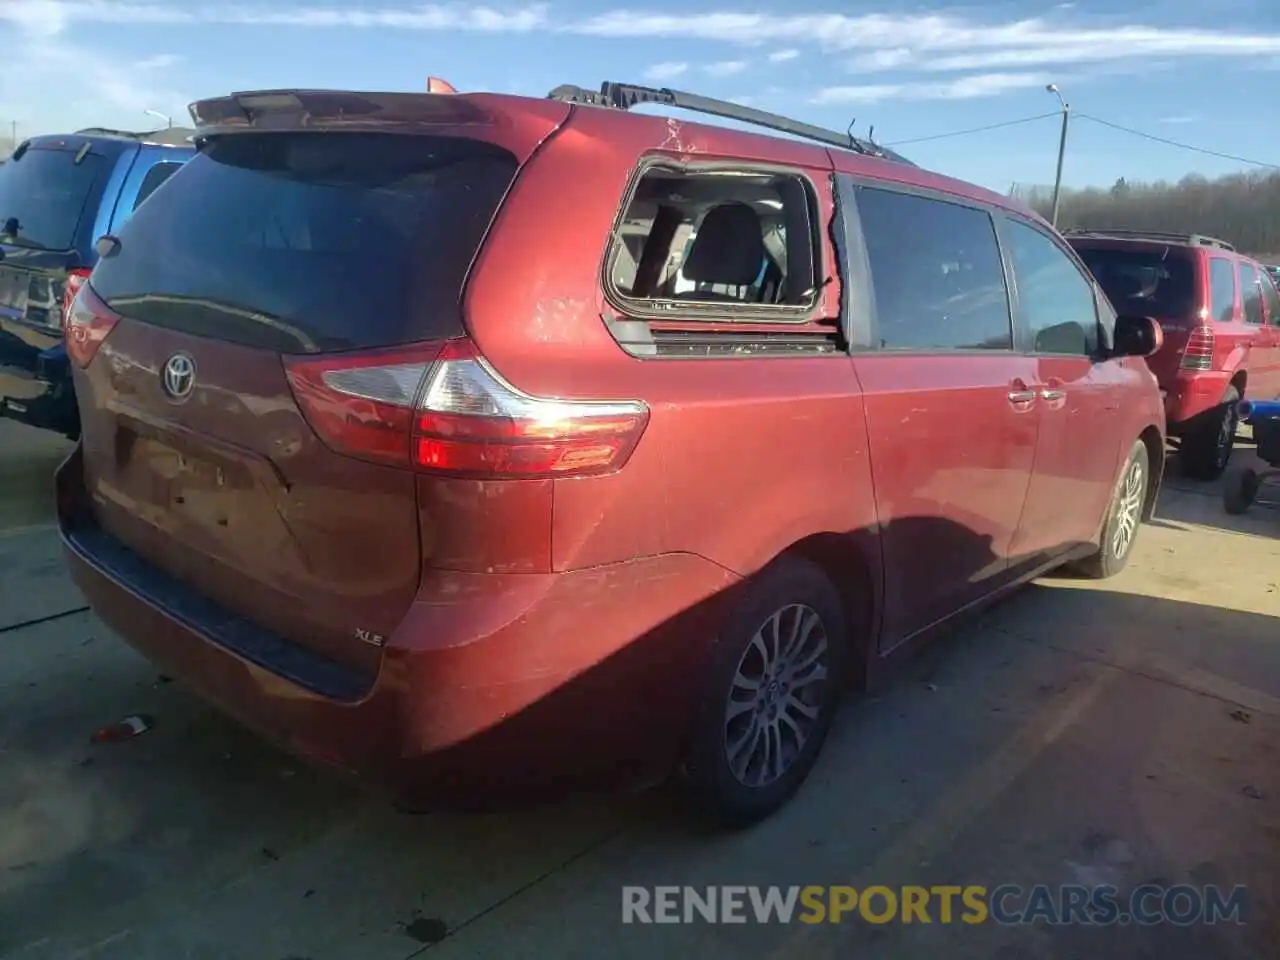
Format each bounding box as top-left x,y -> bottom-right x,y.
0,143 -> 108,252
91,132 -> 518,351
0,143 -> 110,329
1074,245 -> 1197,319
79,132 -> 520,680
1073,243 -> 1198,385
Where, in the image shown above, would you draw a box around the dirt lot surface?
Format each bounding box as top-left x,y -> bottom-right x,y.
0,419 -> 1275,959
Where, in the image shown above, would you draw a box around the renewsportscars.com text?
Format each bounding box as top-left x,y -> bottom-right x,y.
621,884 -> 1248,926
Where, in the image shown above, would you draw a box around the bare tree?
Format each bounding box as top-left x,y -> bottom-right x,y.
1029,169 -> 1280,261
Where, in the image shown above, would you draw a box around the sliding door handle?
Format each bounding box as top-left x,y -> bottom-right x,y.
1008,390 -> 1037,404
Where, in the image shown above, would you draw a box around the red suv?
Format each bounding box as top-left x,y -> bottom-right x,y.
57,82 -> 1165,825
1068,230 -> 1280,479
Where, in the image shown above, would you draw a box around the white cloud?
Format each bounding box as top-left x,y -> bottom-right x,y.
569,10 -> 1280,75
135,53 -> 182,70
2,0 -> 70,37
907,30 -> 1280,72
0,2 -> 549,32
643,61 -> 689,82
849,47 -> 914,71
809,83 -> 902,106
812,72 -> 1053,105
705,60 -> 747,77
0,6 -> 190,132
4,3 -> 1280,121
3,3 -> 1277,80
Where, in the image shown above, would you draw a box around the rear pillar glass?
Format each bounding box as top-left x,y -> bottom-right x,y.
89,132 -> 519,353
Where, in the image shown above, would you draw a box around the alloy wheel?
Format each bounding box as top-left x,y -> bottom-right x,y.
1110,458 -> 1146,559
722,603 -> 830,788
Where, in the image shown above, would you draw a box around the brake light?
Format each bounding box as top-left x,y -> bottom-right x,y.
65,282 -> 120,368
284,339 -> 649,479
62,268 -> 91,328
1180,325 -> 1215,371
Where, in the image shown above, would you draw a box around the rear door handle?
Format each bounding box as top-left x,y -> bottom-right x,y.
1040,389 -> 1066,401
1008,390 -> 1037,403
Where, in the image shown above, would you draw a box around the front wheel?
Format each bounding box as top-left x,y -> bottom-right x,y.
680,556 -> 849,828
1073,440 -> 1150,579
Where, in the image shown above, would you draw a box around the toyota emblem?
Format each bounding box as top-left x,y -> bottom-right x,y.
161,352 -> 196,401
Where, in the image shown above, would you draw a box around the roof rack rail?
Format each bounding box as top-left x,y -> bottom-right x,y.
74,126 -> 196,145
1062,227 -> 1235,252
546,81 -> 915,166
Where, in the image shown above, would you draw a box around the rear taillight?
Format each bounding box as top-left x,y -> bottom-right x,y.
65,282 -> 121,368
1180,325 -> 1215,371
62,268 -> 91,329
284,339 -> 650,479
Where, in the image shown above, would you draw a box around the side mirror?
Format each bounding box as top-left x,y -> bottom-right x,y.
95,234 -> 122,259
1113,314 -> 1163,359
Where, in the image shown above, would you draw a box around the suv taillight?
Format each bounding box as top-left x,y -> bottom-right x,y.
284,339 -> 650,479
65,282 -> 121,368
62,268 -> 91,329
1180,325 -> 1215,371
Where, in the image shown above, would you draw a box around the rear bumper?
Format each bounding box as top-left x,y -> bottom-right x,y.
1162,371 -> 1233,432
57,447 -> 737,806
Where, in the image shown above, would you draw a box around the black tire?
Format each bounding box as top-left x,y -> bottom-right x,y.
1178,385 -> 1240,481
1222,466 -> 1259,516
1074,440 -> 1151,580
679,556 -> 849,828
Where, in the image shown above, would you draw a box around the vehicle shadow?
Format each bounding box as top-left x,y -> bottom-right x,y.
1154,445 -> 1279,540
0,515 -> 1276,959
0,419 -> 73,533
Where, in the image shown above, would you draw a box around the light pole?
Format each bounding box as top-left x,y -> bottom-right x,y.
144,109 -> 172,129
1046,84 -> 1070,228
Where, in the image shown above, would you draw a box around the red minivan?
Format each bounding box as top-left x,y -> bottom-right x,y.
57,82 -> 1165,825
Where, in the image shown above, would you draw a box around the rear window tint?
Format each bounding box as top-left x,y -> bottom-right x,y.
0,145 -> 108,251
91,133 -> 518,353
1073,245 -> 1196,319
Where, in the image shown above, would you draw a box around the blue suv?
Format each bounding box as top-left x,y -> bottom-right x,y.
0,127 -> 195,438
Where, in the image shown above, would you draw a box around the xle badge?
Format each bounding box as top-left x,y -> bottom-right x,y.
355,628 -> 387,648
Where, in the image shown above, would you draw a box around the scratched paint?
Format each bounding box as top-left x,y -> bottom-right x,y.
529,297 -> 589,342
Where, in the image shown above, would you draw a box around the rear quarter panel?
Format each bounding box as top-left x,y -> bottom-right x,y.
463,106 -> 879,579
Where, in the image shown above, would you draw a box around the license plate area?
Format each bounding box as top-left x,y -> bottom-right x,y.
113,420 -> 252,535
0,266 -> 32,315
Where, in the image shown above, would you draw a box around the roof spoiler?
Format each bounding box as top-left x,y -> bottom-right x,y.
187,89 -> 489,136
